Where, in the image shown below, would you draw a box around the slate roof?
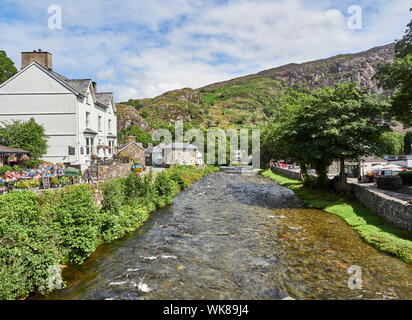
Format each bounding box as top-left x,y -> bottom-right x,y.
0,144 -> 29,154
83,128 -> 98,135
50,71 -> 91,97
163,143 -> 197,150
50,69 -> 115,110
96,92 -> 117,112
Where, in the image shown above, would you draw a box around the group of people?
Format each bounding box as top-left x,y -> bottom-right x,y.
0,165 -> 66,185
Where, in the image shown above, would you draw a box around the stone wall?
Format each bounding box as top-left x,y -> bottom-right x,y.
120,143 -> 146,165
97,162 -> 132,181
271,166 -> 302,180
348,183 -> 412,233
270,166 -> 412,233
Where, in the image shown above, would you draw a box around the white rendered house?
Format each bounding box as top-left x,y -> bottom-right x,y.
0,50 -> 117,170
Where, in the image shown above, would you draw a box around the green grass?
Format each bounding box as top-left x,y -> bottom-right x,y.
261,169 -> 412,264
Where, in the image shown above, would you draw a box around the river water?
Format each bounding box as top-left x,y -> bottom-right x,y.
43,170 -> 412,300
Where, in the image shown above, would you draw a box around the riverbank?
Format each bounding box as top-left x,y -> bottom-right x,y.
261,169 -> 412,264
0,165 -> 219,300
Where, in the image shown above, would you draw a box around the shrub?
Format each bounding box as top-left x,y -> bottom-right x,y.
16,180 -> 29,189
0,165 -> 13,176
169,172 -> 185,190
28,179 -> 41,188
101,179 -> 125,213
50,177 -> 59,187
399,170 -> 412,186
154,172 -> 175,197
376,176 -> 402,190
52,185 -> 100,264
124,172 -> 143,199
0,191 -> 59,299
0,164 -> 218,299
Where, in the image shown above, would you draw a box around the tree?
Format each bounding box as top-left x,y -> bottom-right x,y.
0,50 -> 17,84
378,131 -> 405,156
263,83 -> 390,187
404,131 -> 412,154
374,8 -> 412,127
0,118 -> 48,160
118,125 -> 153,148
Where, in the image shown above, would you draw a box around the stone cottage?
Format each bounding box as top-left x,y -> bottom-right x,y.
118,136 -> 146,164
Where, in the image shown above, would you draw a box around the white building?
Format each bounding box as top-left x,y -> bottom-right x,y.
0,50 -> 117,170
385,155 -> 412,169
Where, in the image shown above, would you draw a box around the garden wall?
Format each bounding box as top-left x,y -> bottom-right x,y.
97,162 -> 132,181
348,183 -> 412,233
271,166 -> 302,180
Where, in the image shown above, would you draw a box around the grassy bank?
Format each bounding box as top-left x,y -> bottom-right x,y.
261,169 -> 412,264
0,165 -> 219,300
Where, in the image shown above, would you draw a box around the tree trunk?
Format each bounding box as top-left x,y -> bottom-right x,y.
339,156 -> 347,191
300,163 -> 308,181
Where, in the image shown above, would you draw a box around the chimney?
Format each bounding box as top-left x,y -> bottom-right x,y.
148,143 -> 153,149
126,136 -> 136,145
92,81 -> 97,94
21,50 -> 52,70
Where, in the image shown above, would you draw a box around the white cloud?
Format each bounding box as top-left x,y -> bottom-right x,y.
0,0 -> 410,100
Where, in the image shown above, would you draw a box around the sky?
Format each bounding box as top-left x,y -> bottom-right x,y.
0,0 -> 410,101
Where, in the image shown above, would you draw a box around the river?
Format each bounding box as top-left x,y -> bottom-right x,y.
43,169 -> 412,300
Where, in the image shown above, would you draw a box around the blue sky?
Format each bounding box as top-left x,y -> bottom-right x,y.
0,0 -> 410,101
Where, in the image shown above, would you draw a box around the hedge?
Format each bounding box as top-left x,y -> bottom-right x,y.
0,165 -> 218,299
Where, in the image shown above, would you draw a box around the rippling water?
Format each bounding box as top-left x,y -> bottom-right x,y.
42,170 -> 412,300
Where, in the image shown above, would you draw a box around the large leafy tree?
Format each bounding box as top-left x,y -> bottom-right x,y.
0,118 -> 48,160
118,125 -> 153,148
263,83 -> 390,187
404,131 -> 412,154
374,8 -> 412,127
0,50 -> 17,84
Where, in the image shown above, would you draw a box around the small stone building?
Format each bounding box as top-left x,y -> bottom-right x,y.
118,136 -> 146,165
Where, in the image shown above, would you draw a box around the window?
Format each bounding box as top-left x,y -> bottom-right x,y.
109,141 -> 113,155
68,146 -> 75,156
86,138 -> 94,155
86,112 -> 90,128
108,119 -> 112,133
98,116 -> 102,131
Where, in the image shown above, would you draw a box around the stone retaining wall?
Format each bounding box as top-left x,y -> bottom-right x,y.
97,162 -> 132,181
270,166 -> 412,233
348,183 -> 412,233
271,166 -> 302,180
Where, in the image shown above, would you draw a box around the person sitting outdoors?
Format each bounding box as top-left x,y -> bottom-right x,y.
28,170 -> 35,178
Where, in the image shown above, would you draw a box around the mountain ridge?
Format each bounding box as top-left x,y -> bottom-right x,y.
117,43 -> 395,135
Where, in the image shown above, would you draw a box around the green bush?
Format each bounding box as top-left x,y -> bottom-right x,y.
169,172 -> 185,190
154,172 -> 175,197
0,165 -> 218,299
16,180 -> 29,189
0,165 -> 13,176
0,191 -> 59,299
52,185 -> 100,264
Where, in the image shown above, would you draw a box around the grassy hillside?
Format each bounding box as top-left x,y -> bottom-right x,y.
117,43 -> 395,133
